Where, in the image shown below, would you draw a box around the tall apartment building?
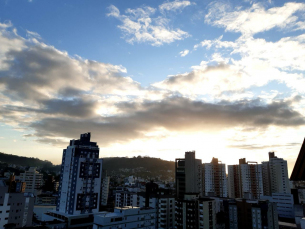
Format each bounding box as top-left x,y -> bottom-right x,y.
228,158 -> 263,199
262,152 -> 290,195
229,199 -> 278,229
175,193 -> 216,229
157,196 -> 175,229
57,132 -> 103,215
203,157 -> 227,197
175,151 -> 203,199
0,180 -> 35,228
17,167 -> 44,195
139,183 -> 175,229
100,171 -> 110,208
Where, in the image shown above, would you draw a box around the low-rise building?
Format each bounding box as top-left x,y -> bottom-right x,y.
93,206 -> 156,229
261,193 -> 295,218
115,190 -> 138,207
0,180 -> 35,228
35,193 -> 58,205
229,199 -> 278,229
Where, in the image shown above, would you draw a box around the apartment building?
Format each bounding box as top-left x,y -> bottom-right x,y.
175,151 -> 203,199
229,199 -> 278,229
228,158 -> 263,199
115,191 -> 138,207
261,193 -> 295,218
203,157 -> 228,197
100,171 -> 110,207
0,180 -> 35,228
175,193 -> 216,229
16,167 -> 44,196
57,132 -> 103,215
262,152 -> 290,195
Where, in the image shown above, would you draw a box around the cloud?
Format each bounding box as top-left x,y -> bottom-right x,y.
205,2 -> 305,35
192,34 -> 305,94
0,31 -> 140,103
153,62 -> 250,96
0,21 -> 13,29
41,99 -> 99,118
159,1 -> 193,12
179,49 -> 189,57
27,97 -> 305,146
1,15 -> 305,153
26,30 -> 41,40
107,5 -> 189,46
227,142 -> 301,150
0,23 -> 147,134
190,2 -> 305,96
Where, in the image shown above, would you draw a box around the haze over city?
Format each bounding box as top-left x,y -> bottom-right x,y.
1,0 -> 305,175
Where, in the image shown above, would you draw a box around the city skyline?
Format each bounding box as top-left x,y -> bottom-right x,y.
0,0 -> 305,174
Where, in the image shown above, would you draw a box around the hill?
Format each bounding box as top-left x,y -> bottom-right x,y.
103,156 -> 175,181
0,152 -> 54,168
0,152 -> 175,181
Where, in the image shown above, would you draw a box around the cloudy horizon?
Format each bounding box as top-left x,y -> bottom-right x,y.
0,0 -> 305,174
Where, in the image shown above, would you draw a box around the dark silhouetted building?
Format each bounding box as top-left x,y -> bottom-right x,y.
291,138 -> 305,181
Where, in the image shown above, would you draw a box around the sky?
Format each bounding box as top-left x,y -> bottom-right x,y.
0,0 -> 305,174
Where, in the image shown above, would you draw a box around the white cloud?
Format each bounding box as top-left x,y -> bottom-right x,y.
0,21 -> 12,28
159,1 -> 193,12
107,4 -> 190,46
205,2 -> 305,35
187,2 -> 305,96
26,30 -> 42,40
179,49 -> 189,57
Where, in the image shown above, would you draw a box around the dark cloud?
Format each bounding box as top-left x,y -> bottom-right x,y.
228,142 -> 302,150
28,97 -> 305,146
41,99 -> 98,118
1,97 -> 98,119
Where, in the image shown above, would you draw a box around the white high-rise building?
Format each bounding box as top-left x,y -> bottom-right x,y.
262,152 -> 290,195
17,167 -> 43,195
57,132 -> 103,215
203,158 -> 227,197
228,158 -> 263,199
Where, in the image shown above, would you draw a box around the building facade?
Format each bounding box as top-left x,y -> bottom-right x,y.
261,193 -> 295,219
17,167 -> 44,196
262,152 -> 290,195
175,151 -> 203,199
203,157 -> 227,197
229,199 -> 278,229
93,206 -> 156,229
100,171 -> 110,207
175,193 -> 216,229
0,180 -> 35,228
57,132 -> 103,215
228,158 -> 263,199
115,191 -> 138,208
